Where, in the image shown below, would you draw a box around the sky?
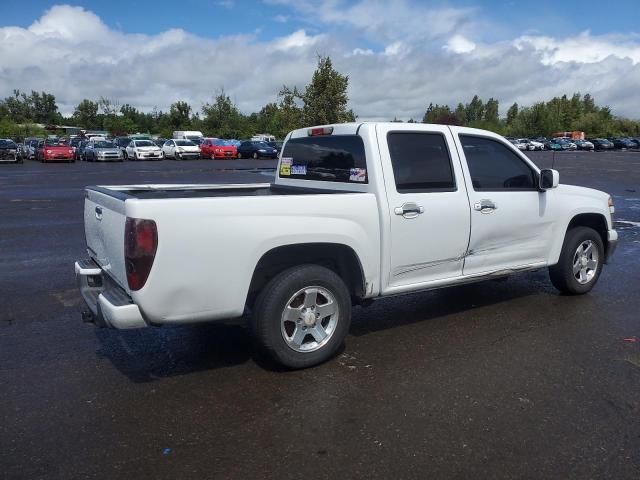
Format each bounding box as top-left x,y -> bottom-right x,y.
0,0 -> 639,120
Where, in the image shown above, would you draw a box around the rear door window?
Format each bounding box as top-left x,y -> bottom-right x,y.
387,132 -> 456,192
280,135 -> 367,183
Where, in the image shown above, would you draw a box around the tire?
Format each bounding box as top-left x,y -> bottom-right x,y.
253,151 -> 259,159
134,152 -> 138,161
123,151 -> 128,161
251,264 -> 352,369
549,226 -> 604,295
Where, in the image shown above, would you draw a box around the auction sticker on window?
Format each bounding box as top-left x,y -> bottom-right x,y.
291,165 -> 307,175
349,168 -> 367,182
280,157 -> 292,176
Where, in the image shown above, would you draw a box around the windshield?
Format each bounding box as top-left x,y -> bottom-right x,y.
175,140 -> 196,146
213,139 -> 231,146
256,142 -> 270,148
94,141 -> 115,148
0,140 -> 17,148
45,139 -> 68,146
135,141 -> 155,147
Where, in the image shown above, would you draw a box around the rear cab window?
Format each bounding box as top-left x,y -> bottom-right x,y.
279,135 -> 367,183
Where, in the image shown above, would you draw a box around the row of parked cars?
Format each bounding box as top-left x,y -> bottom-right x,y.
7,135 -> 283,164
508,136 -> 640,152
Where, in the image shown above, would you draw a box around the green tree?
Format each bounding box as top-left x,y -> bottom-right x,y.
169,101 -> 192,129
484,98 -> 499,124
72,99 -> 100,129
295,55 -> 355,125
506,102 -> 519,125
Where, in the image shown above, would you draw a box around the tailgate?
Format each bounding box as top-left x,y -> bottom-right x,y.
84,189 -> 129,292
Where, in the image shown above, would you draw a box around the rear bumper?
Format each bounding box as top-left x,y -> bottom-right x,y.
75,258 -> 147,329
606,229 -> 618,263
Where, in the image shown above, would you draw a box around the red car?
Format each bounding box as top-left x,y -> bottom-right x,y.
200,138 -> 237,159
37,138 -> 75,163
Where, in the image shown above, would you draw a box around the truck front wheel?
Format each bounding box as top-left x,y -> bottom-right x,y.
549,226 -> 604,295
251,265 -> 351,369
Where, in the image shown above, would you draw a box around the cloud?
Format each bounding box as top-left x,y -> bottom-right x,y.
0,3 -> 639,122
444,35 -> 476,54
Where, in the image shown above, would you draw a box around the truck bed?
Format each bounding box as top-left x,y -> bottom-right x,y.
88,183 -> 357,200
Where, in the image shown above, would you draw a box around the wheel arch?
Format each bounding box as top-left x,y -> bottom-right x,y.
551,213 -> 609,264
246,243 -> 367,309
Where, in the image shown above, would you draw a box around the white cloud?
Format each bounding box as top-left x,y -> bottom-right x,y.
444,34 -> 476,54
270,29 -> 322,51
514,31 -> 640,65
273,14 -> 289,23
0,3 -> 639,122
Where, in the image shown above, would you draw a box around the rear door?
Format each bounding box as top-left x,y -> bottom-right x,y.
84,189 -> 129,291
376,124 -> 471,288
453,131 -> 555,275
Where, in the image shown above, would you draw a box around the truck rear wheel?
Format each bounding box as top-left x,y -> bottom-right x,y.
549,226 -> 604,295
251,265 -> 351,369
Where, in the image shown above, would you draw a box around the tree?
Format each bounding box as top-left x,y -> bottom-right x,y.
201,90 -> 244,138
484,98 -> 499,124
465,95 -> 484,125
277,86 -> 304,137
506,102 -> 519,125
169,101 -> 192,129
294,55 -> 355,125
72,99 -> 99,129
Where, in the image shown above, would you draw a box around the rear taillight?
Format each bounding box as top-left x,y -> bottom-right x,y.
124,218 -> 158,291
308,127 -> 334,136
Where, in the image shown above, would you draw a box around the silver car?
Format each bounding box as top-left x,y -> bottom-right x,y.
0,139 -> 21,163
84,140 -> 123,162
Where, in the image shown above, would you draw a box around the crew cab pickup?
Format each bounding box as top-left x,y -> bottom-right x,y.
76,123 -> 617,368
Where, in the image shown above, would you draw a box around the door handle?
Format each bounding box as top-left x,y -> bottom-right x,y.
473,199 -> 497,213
394,202 -> 425,219
95,206 -> 103,220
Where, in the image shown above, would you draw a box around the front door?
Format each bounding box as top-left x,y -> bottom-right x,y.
454,132 -> 556,275
376,124 -> 471,290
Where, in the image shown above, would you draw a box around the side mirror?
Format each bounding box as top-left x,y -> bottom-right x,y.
539,168 -> 559,190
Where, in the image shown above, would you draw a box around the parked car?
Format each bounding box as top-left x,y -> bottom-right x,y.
623,137 -> 640,148
36,138 -> 74,162
161,139 -> 200,160
0,139 -> 21,163
114,137 -> 132,158
84,140 -> 124,162
267,141 -> 284,153
126,139 -> 164,161
612,137 -> 636,149
173,131 -> 204,143
526,139 -> 545,150
69,137 -> 82,155
589,138 -> 614,151
573,140 -> 594,151
556,138 -> 577,150
509,139 -> 528,151
237,140 -> 278,159
200,138 -> 238,159
228,139 -> 242,148
153,138 -> 167,148
24,138 -> 41,160
547,140 -> 565,151
16,142 -> 29,161
75,122 -> 617,369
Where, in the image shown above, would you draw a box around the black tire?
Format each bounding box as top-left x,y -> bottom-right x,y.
123,151 -> 128,161
549,226 -> 604,295
252,151 -> 259,159
251,264 -> 352,369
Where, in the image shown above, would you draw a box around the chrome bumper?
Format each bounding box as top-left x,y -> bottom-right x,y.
606,229 -> 618,263
75,259 -> 147,329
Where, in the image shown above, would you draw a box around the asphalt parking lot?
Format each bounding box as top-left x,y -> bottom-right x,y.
1,151 -> 639,479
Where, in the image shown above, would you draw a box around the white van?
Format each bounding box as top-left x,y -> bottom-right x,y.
173,131 -> 204,143
251,133 -> 276,143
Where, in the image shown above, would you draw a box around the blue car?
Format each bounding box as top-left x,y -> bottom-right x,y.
236,140 -> 278,159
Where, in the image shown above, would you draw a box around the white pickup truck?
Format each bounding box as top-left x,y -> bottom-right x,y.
76,123 -> 618,368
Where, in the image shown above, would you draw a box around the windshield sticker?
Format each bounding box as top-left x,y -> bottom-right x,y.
349,168 -> 367,182
280,157 -> 292,176
291,165 -> 307,175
